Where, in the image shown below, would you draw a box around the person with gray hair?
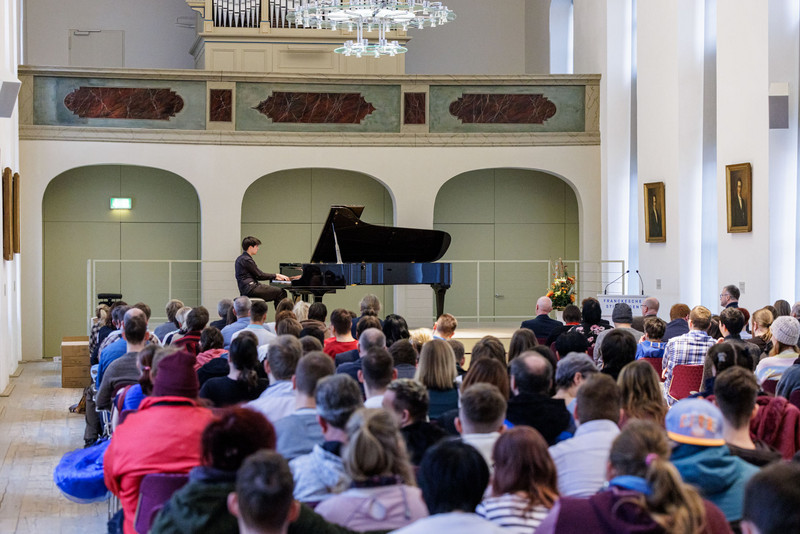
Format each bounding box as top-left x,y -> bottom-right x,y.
552,352 -> 598,416
154,299 -> 184,341
210,298 -> 233,330
247,335 -> 302,423
222,296 -> 252,349
290,374 -> 363,502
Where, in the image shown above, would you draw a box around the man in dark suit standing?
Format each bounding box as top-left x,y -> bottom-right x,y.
731,177 -> 748,227
521,296 -> 563,340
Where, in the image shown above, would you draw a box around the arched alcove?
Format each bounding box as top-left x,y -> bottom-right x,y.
42,165 -> 200,357
241,168 -> 395,313
434,168 -> 580,321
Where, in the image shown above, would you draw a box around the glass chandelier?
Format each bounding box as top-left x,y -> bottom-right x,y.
288,1 -> 456,58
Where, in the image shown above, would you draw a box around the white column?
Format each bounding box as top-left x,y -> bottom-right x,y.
716,1 -> 770,309
636,1 -> 705,307
768,0 -> 799,302
573,0 -> 632,279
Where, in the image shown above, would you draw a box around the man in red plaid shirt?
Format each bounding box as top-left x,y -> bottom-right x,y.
662,305 -> 715,404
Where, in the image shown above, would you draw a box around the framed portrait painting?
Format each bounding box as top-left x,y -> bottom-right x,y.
726,163 -> 752,233
643,181 -> 666,243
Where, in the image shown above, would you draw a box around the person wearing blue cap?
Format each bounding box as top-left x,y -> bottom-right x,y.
667,398 -> 759,526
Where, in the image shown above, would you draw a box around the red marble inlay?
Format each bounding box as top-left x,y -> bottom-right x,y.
253,91 -> 375,124
449,93 -> 557,124
404,92 -> 426,125
63,87 -> 184,120
209,89 -> 233,122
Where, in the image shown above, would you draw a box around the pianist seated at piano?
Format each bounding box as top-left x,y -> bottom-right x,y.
234,236 -> 291,309
323,309 -> 358,359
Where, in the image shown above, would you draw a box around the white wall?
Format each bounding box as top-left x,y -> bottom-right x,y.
405,0 -> 527,74
23,0 -> 197,68
636,1 -> 705,309
20,140 -> 601,357
716,0 -> 770,309
525,0 -> 551,74
0,0 -> 21,391
573,0 -> 632,283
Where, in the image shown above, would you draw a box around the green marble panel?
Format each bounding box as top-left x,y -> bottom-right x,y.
236,82 -> 401,132
429,85 -> 585,133
33,76 -> 206,129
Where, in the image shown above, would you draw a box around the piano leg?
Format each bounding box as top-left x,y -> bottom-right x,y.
431,284 -> 448,318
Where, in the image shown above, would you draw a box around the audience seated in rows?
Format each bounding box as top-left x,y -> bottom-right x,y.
300,302 -> 331,340
104,349 -> 215,534
209,298 -> 233,331
537,419 -> 732,534
414,339 -> 458,419
153,299 -> 183,342
662,303 -> 691,343
741,462 -> 800,534
616,359 -> 667,427
546,304 -> 582,346
520,296 -> 563,341
383,313 -> 410,347
755,315 -> 800,384
663,305 -> 716,404
508,328 -> 539,363
382,378 -> 447,466
358,347 -> 396,408
667,398 -> 759,524
631,296 -> 660,332
274,352 -> 335,461
599,328 -> 637,381
247,335 -> 302,423
455,383 -> 506,471
476,426 -> 559,531
336,327 -> 386,393
594,303 -> 643,368
172,306 -> 209,356
568,297 -> 611,354
324,308 -> 358,359
194,326 -> 228,369
96,309 -> 149,411
506,351 -> 571,445
199,333 -> 268,407
552,352 -> 597,417
315,409 -> 428,530
437,357 -> 510,435
635,316 -> 667,360
335,315 -> 382,368
149,407 -> 276,534
232,300 -> 276,348
392,440 -> 506,534
548,373 -> 621,497
163,305 -> 191,346
221,297 -> 252,349
350,294 -> 383,338
290,374 -> 363,503
389,339 -> 418,379
431,313 -> 457,340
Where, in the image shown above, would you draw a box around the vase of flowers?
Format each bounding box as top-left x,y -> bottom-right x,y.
546,258 -> 576,312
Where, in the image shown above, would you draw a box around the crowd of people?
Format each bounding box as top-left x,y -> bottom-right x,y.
84,283 -> 800,534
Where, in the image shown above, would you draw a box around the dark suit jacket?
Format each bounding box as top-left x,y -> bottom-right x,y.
506,393 -> 572,445
732,196 -> 748,227
336,358 -> 365,396
335,349 -> 359,368
520,314 -> 563,340
631,313 -> 658,333
662,318 -> 689,343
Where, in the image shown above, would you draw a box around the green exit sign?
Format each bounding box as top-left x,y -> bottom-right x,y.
110,197 -> 132,210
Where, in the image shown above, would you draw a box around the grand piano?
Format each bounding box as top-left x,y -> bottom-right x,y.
279,206 -> 453,317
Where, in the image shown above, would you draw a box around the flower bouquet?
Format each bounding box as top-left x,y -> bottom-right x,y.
546,259 -> 575,310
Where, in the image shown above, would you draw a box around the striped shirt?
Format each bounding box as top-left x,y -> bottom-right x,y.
476,493 -> 550,533
662,329 -> 715,403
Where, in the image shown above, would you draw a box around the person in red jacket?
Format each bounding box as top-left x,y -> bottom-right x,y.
104,349 -> 214,534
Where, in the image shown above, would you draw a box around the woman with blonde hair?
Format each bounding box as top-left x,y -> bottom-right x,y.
616,360 -> 667,427
477,426 -> 559,531
536,420 -> 731,534
315,409 -> 428,531
415,339 -> 458,418
748,307 -> 773,358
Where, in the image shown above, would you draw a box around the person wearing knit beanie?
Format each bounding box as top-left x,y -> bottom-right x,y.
152,350 -> 199,398
755,316 -> 800,385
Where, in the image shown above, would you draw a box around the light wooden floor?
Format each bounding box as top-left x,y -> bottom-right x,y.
0,361 -> 107,533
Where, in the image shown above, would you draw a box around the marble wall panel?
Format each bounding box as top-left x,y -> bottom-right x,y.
33,76 -> 206,129
236,82 -> 401,132
209,89 -> 233,122
404,92 -> 426,125
429,85 -> 585,133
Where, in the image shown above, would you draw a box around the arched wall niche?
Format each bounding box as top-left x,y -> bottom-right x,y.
434,167 -> 580,321
241,167 -> 395,314
42,165 -> 200,357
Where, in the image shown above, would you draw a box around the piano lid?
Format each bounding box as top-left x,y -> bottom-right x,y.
310,205 -> 451,264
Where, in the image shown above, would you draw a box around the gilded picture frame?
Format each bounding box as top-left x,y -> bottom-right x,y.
726,162 -> 752,233
643,181 -> 666,243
